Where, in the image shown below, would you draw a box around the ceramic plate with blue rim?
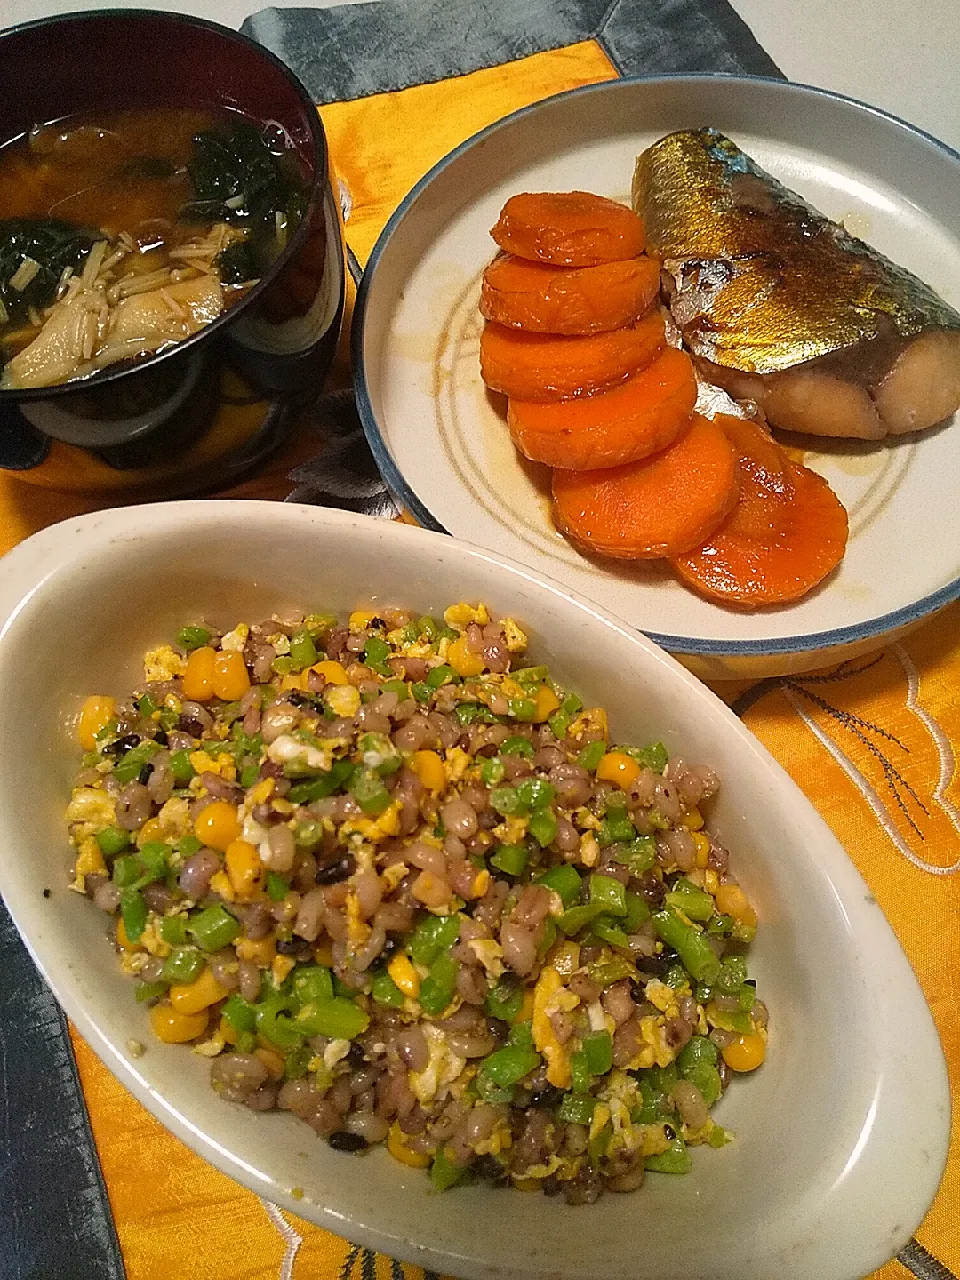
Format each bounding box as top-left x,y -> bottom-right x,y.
353,75 -> 960,680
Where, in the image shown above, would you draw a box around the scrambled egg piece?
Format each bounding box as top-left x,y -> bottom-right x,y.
266,734 -> 333,774
344,890 -> 372,947
323,1038 -> 351,1071
578,832 -> 601,867
66,787 -> 115,829
341,802 -> 401,844
325,684 -> 361,718
218,623 -> 249,653
380,862 -> 409,893
468,938 -> 505,979
637,1015 -> 674,1069
474,1116 -> 512,1157
532,966 -> 579,1088
644,980 -> 678,1013
409,1025 -> 466,1104
189,750 -> 237,782
599,1071 -> 642,1156
153,797 -> 191,841
143,645 -> 186,683
570,707 -> 608,741
139,918 -> 172,959
194,1029 -> 227,1057
443,747 -> 471,783
492,816 -> 528,845
501,618 -> 527,653
511,1153 -> 577,1182
443,603 -> 490,629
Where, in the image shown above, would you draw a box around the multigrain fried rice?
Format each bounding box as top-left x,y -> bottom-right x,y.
67,603 -> 767,1202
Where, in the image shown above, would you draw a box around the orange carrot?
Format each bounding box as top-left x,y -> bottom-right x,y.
480,310 -> 665,403
491,191 -> 646,266
480,253 -> 661,334
671,418 -> 848,606
508,347 -> 697,470
551,415 -> 740,559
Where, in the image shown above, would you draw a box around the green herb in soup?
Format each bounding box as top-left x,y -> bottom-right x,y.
0,108 -> 308,390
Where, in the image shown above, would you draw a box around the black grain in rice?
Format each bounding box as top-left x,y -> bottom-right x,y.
328,1130 -> 368,1152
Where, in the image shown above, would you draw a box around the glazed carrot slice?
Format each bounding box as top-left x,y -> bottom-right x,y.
551,414 -> 740,559
671,418 -> 848,607
480,310 -> 665,403
480,253 -> 661,335
491,191 -> 646,266
508,346 -> 697,470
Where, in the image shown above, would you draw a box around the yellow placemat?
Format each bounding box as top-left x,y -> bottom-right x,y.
11,35 -> 955,1280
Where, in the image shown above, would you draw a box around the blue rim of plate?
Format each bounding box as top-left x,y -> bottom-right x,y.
352,73 -> 960,659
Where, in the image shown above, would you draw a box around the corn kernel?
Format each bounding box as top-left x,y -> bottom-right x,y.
715,882 -> 758,928
77,695 -> 116,750
313,940 -> 334,967
312,660 -> 350,686
387,953 -> 420,999
136,818 -> 166,847
236,936 -> 276,967
249,778 -> 275,805
596,751 -> 641,790
182,646 -> 216,702
681,807 -> 705,831
468,869 -> 491,900
149,1002 -> 210,1044
447,635 -> 485,678
170,967 -> 230,1014
532,685 -> 561,723
116,917 -> 140,952
513,1178 -> 541,1192
387,1121 -> 432,1168
212,650 -> 251,701
225,839 -> 263,900
348,611 -> 377,630
219,1015 -> 238,1046
195,800 -> 241,851
272,954 -> 296,985
280,672 -> 307,692
409,749 -> 446,792
722,1032 -> 766,1072
693,832 -> 710,868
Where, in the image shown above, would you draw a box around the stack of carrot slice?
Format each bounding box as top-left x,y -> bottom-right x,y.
478,191 -> 848,607
672,415 -> 849,607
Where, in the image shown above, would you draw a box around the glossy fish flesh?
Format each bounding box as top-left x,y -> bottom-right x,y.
632,128 -> 960,439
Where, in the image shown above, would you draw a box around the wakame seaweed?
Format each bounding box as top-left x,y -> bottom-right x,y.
0,218 -> 96,326
214,240 -> 259,287
181,120 -> 306,277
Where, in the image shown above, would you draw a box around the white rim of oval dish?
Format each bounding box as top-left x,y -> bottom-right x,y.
352,74 -> 960,672
0,500 -> 948,1280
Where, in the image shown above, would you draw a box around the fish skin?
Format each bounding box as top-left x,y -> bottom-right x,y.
632,128 -> 960,376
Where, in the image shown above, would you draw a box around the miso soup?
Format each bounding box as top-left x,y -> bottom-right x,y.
0,107 -> 308,390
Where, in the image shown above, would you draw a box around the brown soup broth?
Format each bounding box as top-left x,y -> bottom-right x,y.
0,107 -> 308,389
